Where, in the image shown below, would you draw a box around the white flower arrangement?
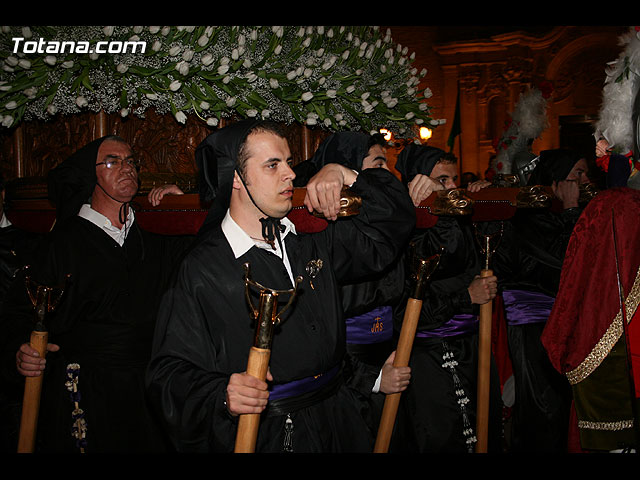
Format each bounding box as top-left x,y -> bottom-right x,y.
0,25 -> 441,137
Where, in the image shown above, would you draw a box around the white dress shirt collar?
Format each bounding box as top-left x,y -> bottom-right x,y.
78,203 -> 135,246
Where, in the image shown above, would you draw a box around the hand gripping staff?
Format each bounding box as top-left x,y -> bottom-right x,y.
234,263 -> 302,453
17,266 -> 70,453
473,225 -> 502,453
373,250 -> 442,453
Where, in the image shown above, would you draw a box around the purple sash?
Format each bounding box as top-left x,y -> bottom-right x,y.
416,314 -> 479,338
502,289 -> 555,326
268,364 -> 339,401
345,305 -> 393,344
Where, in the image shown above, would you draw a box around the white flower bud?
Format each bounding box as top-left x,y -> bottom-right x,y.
183,49 -> 194,62
175,111 -> 187,124
75,96 -> 88,108
23,87 -> 37,99
175,61 -> 189,76
169,80 -> 182,91
201,53 -> 214,66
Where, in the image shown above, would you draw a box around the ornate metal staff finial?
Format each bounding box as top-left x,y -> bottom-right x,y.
243,263 -> 302,350
23,265 -> 71,330
473,222 -> 504,271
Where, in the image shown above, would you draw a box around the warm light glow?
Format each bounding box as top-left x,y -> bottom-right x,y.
379,128 -> 392,141
419,127 -> 432,141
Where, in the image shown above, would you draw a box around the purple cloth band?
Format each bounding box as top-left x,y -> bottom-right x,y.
502,289 -> 555,326
345,305 -> 393,344
268,364 -> 339,401
416,314 -> 479,338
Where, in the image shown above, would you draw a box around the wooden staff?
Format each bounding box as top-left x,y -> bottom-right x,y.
373,251 -> 442,453
17,327 -> 48,453
234,264 -> 301,453
474,230 -> 501,453
17,269 -> 70,453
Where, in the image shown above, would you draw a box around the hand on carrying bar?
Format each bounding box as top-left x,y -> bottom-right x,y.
304,164 -> 358,221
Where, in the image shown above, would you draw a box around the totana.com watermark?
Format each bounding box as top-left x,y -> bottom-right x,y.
11,37 -> 147,55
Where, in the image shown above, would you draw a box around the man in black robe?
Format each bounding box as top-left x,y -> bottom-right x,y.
293,130 -> 412,434
1,136 -> 191,452
146,120 -> 415,453
392,144 -> 502,453
499,149 -> 591,452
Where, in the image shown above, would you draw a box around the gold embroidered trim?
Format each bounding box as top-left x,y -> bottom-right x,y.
578,419 -> 635,431
566,266 -> 640,385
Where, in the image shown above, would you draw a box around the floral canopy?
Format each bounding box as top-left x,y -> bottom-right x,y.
0,25 -> 443,138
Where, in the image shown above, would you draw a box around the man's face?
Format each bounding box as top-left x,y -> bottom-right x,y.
95,140 -> 139,203
238,131 -> 295,219
429,161 -> 458,189
566,158 -> 590,184
361,144 -> 389,170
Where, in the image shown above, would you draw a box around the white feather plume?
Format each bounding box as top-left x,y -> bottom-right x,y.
493,87 -> 550,174
595,27 -> 640,154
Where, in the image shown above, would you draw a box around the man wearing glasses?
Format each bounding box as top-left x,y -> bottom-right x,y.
2,136 -> 191,453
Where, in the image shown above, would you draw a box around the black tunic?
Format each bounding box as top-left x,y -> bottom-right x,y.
497,206 -> 578,452
0,215 -> 191,453
146,168 -> 415,453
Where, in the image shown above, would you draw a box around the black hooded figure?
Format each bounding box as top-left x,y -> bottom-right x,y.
0,136 -> 192,453
391,143 -> 503,453
292,130 -> 373,187
146,120 -> 416,453
296,131 -> 406,366
496,148 -> 587,452
294,131 -> 410,433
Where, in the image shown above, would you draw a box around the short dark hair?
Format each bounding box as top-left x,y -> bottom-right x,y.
367,132 -> 387,151
237,121 -> 288,176
439,152 -> 458,164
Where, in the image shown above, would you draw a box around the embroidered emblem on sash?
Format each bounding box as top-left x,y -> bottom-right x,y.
370,315 -> 384,334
